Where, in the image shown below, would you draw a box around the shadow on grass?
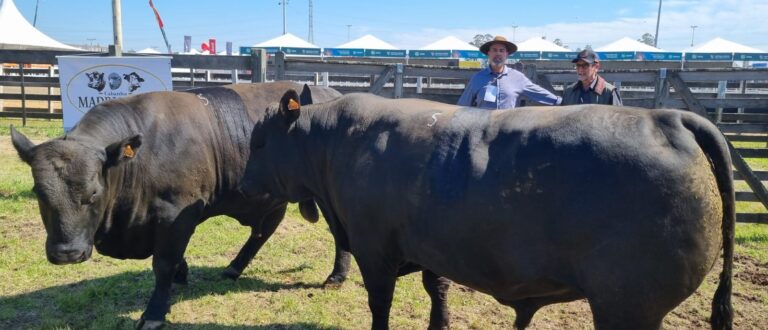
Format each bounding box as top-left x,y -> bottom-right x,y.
0,266 -> 336,329
0,189 -> 36,201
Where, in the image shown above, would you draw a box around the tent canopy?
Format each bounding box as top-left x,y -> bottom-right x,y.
688,37 -> 764,53
516,37 -> 570,52
137,47 -> 161,54
0,0 -> 80,50
595,37 -> 663,52
254,33 -> 319,48
419,36 -> 477,51
335,34 -> 397,49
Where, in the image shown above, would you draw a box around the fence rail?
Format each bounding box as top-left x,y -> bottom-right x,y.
3,49 -> 768,223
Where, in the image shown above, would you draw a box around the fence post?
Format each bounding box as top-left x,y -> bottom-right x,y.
416,76 -> 423,94
322,72 -> 329,87
394,63 -> 404,99
231,69 -> 239,84
738,80 -> 747,123
313,73 -> 320,86
48,66 -> 55,113
653,68 -> 668,109
250,48 -> 267,83
275,51 -> 286,81
716,80 -> 727,123
189,68 -> 195,87
19,63 -> 27,127
0,65 -> 4,112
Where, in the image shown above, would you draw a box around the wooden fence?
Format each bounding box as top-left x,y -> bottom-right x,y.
2,49 -> 768,223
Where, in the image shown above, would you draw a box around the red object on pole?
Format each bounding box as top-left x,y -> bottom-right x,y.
209,39 -> 217,54
149,0 -> 164,28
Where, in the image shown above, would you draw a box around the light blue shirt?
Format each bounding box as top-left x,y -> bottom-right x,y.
457,66 -> 562,110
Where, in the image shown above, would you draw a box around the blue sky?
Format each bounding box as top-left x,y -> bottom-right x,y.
13,0 -> 768,52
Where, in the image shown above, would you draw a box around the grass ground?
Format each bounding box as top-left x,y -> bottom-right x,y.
1,118 -> 766,329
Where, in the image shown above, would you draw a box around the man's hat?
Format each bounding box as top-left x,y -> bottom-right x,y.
572,49 -> 600,64
480,36 -> 518,55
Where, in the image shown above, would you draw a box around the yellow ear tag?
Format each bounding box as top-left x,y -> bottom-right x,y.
123,145 -> 135,158
287,98 -> 300,111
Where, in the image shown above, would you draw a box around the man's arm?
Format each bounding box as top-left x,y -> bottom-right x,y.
522,78 -> 562,106
457,79 -> 476,106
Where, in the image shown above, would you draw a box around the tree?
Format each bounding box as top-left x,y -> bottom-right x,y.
470,34 -> 493,48
638,33 -> 655,46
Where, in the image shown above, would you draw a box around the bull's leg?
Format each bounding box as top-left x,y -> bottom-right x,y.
172,258 -> 189,285
588,297 -> 665,330
136,202 -> 201,330
322,243 -> 352,288
422,270 -> 450,330
358,260 -> 397,330
222,209 -> 285,280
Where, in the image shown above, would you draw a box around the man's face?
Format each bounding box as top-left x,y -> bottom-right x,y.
487,44 -> 508,66
575,60 -> 599,84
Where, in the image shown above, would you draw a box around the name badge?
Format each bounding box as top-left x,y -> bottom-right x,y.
483,85 -> 498,103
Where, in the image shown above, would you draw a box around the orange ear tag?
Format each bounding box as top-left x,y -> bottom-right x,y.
123,145 -> 135,158
287,99 -> 300,111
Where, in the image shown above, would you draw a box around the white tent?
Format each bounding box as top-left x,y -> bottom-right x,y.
254,33 -> 319,48
418,36 -> 477,51
687,37 -> 764,53
516,37 -> 569,52
336,34 -> 397,49
596,37 -> 663,52
0,0 -> 80,50
137,47 -> 161,54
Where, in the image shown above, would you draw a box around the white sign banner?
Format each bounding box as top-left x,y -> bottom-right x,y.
57,56 -> 172,131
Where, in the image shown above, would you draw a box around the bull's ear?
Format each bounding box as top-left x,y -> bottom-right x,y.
298,199 -> 320,223
105,134 -> 143,167
299,84 -> 313,105
10,125 -> 36,164
279,89 -> 301,125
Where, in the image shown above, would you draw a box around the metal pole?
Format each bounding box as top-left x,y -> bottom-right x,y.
512,25 -> 518,43
112,0 -> 123,56
654,0 -> 662,47
346,25 -> 352,41
282,1 -> 287,34
690,25 -> 697,47
33,0 -> 40,26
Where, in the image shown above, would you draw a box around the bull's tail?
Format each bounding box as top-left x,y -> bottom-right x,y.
682,113 -> 734,330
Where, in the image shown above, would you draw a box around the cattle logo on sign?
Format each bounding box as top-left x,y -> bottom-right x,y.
57,56 -> 172,132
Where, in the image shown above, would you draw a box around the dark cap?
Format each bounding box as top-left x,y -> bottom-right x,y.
480,36 -> 518,55
572,49 -> 599,64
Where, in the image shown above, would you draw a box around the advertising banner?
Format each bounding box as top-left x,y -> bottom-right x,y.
685,53 -> 734,61
597,52 -> 635,61
636,52 -> 683,61
510,51 -> 541,60
323,48 -> 365,57
57,56 -> 172,131
541,51 -> 579,60
409,50 -> 452,58
365,49 -> 407,58
734,53 -> 768,61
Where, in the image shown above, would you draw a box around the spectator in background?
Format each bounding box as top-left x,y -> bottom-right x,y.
562,49 -> 622,106
457,36 -> 561,109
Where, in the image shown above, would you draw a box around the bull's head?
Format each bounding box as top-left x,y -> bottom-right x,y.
11,127 -> 142,265
86,72 -> 106,92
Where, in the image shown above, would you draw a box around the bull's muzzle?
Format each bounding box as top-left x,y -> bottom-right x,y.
46,241 -> 93,265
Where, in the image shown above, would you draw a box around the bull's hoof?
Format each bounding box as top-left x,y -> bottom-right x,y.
322,275 -> 346,289
221,266 -> 242,280
135,316 -> 165,330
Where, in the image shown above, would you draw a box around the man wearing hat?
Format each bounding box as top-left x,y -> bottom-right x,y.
561,49 -> 622,106
457,35 -> 562,110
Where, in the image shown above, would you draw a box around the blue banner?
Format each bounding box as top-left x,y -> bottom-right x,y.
281,47 -> 321,56
734,53 -> 768,61
510,51 -> 541,60
597,52 -> 635,60
365,49 -> 407,57
541,51 -> 579,60
323,48 -> 365,57
455,50 -> 484,59
685,53 -> 734,61
635,52 -> 683,61
409,50 -> 453,58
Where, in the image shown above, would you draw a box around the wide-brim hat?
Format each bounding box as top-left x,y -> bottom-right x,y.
480,36 -> 518,55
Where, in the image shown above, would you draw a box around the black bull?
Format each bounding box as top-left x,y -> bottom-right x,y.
242,91 -> 735,330
10,82 -> 353,329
